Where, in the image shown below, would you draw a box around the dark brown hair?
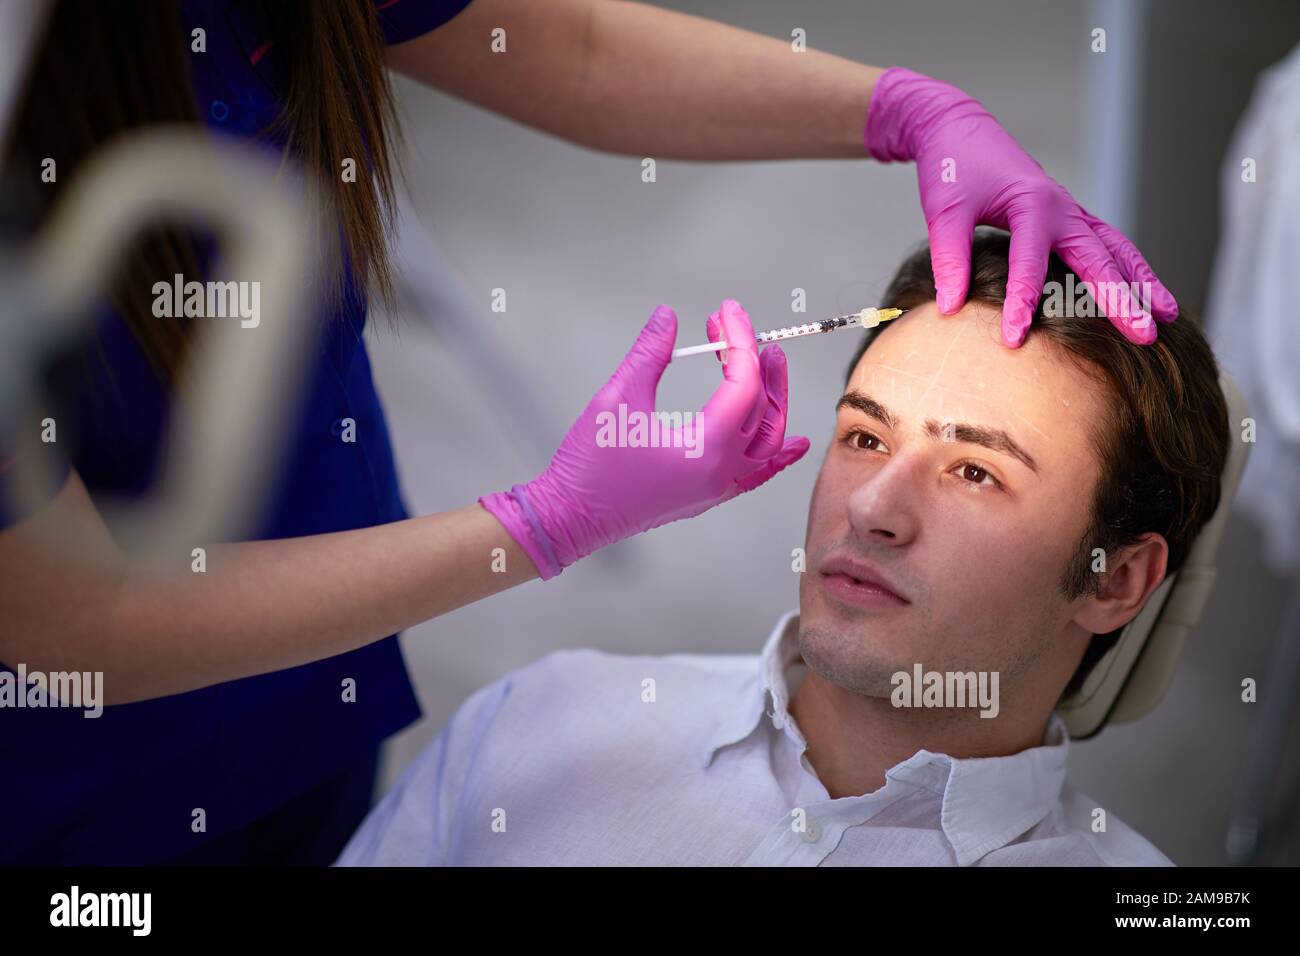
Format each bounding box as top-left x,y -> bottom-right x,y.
3,0 -> 402,383
847,229 -> 1230,693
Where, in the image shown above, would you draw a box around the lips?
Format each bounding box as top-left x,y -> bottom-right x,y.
819,554 -> 909,605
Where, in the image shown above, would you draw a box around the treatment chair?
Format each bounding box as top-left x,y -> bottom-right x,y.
1057,371 -> 1252,739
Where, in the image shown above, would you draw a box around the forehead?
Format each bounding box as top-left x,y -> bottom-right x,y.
845,302 -> 1108,465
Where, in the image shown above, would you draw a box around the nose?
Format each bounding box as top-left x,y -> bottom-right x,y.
846,450 -> 923,546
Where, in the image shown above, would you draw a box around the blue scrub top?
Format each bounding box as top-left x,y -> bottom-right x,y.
0,0 -> 474,864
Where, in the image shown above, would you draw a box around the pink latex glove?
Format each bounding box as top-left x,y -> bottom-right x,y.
865,66 -> 1178,347
480,300 -> 810,580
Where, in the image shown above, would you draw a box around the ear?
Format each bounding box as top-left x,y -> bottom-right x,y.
1071,533 -> 1169,635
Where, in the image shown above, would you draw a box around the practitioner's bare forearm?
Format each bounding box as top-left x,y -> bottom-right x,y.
387,0 -> 884,159
0,471 -> 536,704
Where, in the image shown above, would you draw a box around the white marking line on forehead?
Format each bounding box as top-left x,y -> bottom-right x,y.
859,362 -> 989,405
870,362 -> 927,378
1014,411 -> 1050,442
916,324 -> 967,409
852,361 -> 1003,411
867,361 -> 1042,395
851,334 -> 1051,443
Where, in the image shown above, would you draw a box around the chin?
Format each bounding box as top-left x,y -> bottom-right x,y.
796,617 -> 906,698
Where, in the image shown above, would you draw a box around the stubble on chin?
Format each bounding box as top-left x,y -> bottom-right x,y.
796,620 -> 900,699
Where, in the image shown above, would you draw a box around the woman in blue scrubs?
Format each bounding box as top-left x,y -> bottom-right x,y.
0,0 -> 1175,865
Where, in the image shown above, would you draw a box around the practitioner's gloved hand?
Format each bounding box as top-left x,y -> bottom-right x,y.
865,66 -> 1179,347
480,299 -> 809,580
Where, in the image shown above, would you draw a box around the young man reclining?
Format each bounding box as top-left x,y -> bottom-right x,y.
338,230 -> 1230,866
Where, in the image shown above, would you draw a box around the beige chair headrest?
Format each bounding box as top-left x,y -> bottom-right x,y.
1057,372 -> 1252,739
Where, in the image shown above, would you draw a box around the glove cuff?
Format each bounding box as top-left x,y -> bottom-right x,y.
865,66 -> 925,162
865,66 -> 988,164
478,487 -> 564,581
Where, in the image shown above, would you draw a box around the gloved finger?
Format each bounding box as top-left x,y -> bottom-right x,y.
926,204 -> 977,314
607,304 -> 678,404
1080,210 -> 1179,323
1002,217 -> 1052,348
699,299 -> 766,442
746,345 -> 789,460
1055,225 -> 1157,345
733,435 -> 811,495
706,308 -> 726,364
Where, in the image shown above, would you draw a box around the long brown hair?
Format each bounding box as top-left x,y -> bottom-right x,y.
4,0 -> 402,383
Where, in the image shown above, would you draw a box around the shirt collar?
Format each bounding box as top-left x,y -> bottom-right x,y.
705,610 -> 1071,865
700,610 -> 799,766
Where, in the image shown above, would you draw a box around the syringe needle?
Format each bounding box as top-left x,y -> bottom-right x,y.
671,307 -> 902,359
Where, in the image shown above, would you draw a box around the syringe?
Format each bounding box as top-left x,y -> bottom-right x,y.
671,307 -> 903,359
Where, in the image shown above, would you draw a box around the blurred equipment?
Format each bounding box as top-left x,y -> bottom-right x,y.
0,127 -> 317,563
1204,42 -> 1300,865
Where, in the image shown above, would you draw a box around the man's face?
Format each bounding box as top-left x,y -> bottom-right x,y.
798,301 -> 1107,697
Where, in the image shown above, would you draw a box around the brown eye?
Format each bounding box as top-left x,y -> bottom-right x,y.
955,461 -> 1000,489
846,428 -> 881,451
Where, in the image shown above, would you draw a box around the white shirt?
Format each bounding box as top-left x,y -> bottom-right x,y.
338,611 -> 1173,866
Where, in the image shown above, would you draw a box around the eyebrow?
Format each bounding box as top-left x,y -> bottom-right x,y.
836,390 -> 1040,474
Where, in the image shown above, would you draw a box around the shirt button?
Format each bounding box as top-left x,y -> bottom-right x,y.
210,100 -> 229,122
771,713 -> 785,731
801,820 -> 823,843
